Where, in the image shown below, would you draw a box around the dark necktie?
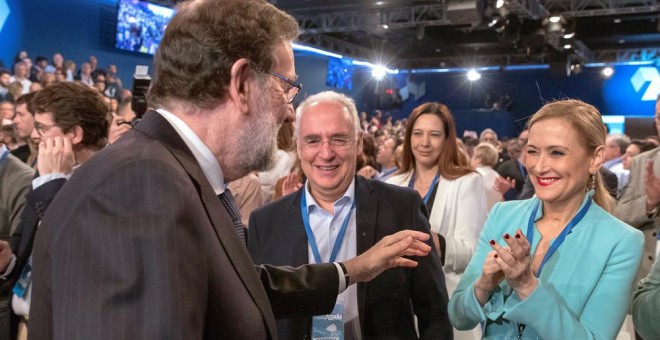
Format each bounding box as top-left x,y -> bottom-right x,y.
218,189 -> 246,246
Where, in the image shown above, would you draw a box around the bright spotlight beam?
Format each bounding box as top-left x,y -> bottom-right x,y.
467,69 -> 481,81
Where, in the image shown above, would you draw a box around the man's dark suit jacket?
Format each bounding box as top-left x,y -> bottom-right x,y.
1,177 -> 65,339
248,176 -> 452,340
29,111 -> 342,339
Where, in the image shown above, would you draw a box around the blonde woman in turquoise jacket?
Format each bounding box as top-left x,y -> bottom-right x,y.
449,99 -> 644,339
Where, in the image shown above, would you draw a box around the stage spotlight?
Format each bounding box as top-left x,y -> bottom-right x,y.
496,0 -> 505,8
563,32 -> 575,39
372,65 -> 387,80
467,69 -> 481,81
602,67 -> 614,77
549,15 -> 561,23
563,43 -> 572,50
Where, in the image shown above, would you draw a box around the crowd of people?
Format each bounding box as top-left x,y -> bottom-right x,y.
1,0 -> 660,339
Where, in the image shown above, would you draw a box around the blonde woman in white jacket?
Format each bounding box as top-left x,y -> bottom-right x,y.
387,102 -> 487,340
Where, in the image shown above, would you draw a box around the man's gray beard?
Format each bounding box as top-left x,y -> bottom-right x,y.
232,89 -> 279,175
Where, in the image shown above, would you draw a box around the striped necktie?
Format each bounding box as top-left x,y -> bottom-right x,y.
218,189 -> 246,246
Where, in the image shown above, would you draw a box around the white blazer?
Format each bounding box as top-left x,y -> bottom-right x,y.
387,170 -> 487,295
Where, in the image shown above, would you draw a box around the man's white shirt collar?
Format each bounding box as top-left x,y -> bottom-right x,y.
156,108 -> 226,195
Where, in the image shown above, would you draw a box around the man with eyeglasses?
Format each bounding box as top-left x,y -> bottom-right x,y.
248,91 -> 451,340
0,81 -> 108,339
28,1 -> 434,339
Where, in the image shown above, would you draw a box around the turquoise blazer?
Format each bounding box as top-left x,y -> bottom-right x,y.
449,193 -> 644,339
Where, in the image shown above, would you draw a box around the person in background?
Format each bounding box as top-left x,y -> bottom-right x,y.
449,99 -> 643,339
633,256 -> 660,339
622,139 -> 656,171
604,133 -> 631,192
471,142 -> 502,212
387,101 -> 487,340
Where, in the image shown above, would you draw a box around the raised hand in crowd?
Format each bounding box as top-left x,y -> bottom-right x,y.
37,136 -> 76,175
280,172 -> 303,197
357,165 -> 378,179
493,175 -> 515,195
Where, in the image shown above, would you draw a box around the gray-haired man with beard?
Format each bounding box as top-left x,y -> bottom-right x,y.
28,0 -> 433,339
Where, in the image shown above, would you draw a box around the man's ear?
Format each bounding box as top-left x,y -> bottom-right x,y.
68,125 -> 84,145
228,58 -> 252,115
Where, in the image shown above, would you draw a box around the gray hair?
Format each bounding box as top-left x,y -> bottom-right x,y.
479,128 -> 498,142
607,133 -> 631,156
295,91 -> 360,139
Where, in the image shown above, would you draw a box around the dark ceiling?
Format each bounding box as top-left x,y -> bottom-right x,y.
271,0 -> 660,68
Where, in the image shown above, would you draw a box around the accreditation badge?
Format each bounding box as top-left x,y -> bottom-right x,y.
312,304 -> 344,340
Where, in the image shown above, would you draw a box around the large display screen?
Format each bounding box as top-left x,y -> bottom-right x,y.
326,57 -> 353,91
115,0 -> 175,55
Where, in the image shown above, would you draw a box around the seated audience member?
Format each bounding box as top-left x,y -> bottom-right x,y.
449,99 -> 644,339
0,81 -> 109,340
387,102 -> 486,339
357,136 -> 401,181
479,128 -> 498,146
461,135 -> 479,159
617,97 -> 660,286
604,133 -> 631,192
249,91 -> 451,340
0,143 -> 34,340
633,257 -> 660,339
0,125 -> 22,152
471,142 -> 503,212
0,70 -> 12,102
75,62 -> 93,86
11,93 -> 38,166
9,62 -> 31,95
0,101 -> 13,122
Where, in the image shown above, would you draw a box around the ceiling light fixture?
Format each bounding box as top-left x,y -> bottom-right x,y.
371,65 -> 387,80
467,69 -> 481,81
563,44 -> 572,49
549,15 -> 561,23
496,0 -> 505,9
602,67 -> 614,77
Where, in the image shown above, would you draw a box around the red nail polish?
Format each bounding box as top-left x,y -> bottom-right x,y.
515,233 -> 521,239
489,240 -> 496,245
504,233 -> 510,239
494,254 -> 498,258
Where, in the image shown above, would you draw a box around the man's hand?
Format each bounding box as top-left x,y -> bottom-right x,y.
343,230 -> 431,284
0,241 -> 13,272
108,115 -> 132,144
493,176 -> 515,194
645,160 -> 660,212
38,136 -> 76,175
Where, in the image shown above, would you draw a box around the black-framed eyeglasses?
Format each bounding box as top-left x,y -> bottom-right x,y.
33,122 -> 58,136
269,71 -> 302,104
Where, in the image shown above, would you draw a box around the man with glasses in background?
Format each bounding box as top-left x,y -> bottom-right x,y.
29,1 -> 434,339
248,91 -> 451,340
0,81 -> 108,340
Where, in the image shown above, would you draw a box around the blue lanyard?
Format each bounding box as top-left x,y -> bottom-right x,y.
526,196 -> 592,276
0,148 -> 9,165
301,190 -> 356,264
408,172 -> 441,205
379,167 -> 398,179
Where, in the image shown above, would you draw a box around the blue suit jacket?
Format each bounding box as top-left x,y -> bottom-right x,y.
449,193 -> 644,339
248,176 -> 452,339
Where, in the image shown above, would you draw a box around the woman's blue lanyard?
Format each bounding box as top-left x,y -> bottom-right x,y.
525,196 -> 592,276
408,172 -> 441,205
301,190 -> 356,264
